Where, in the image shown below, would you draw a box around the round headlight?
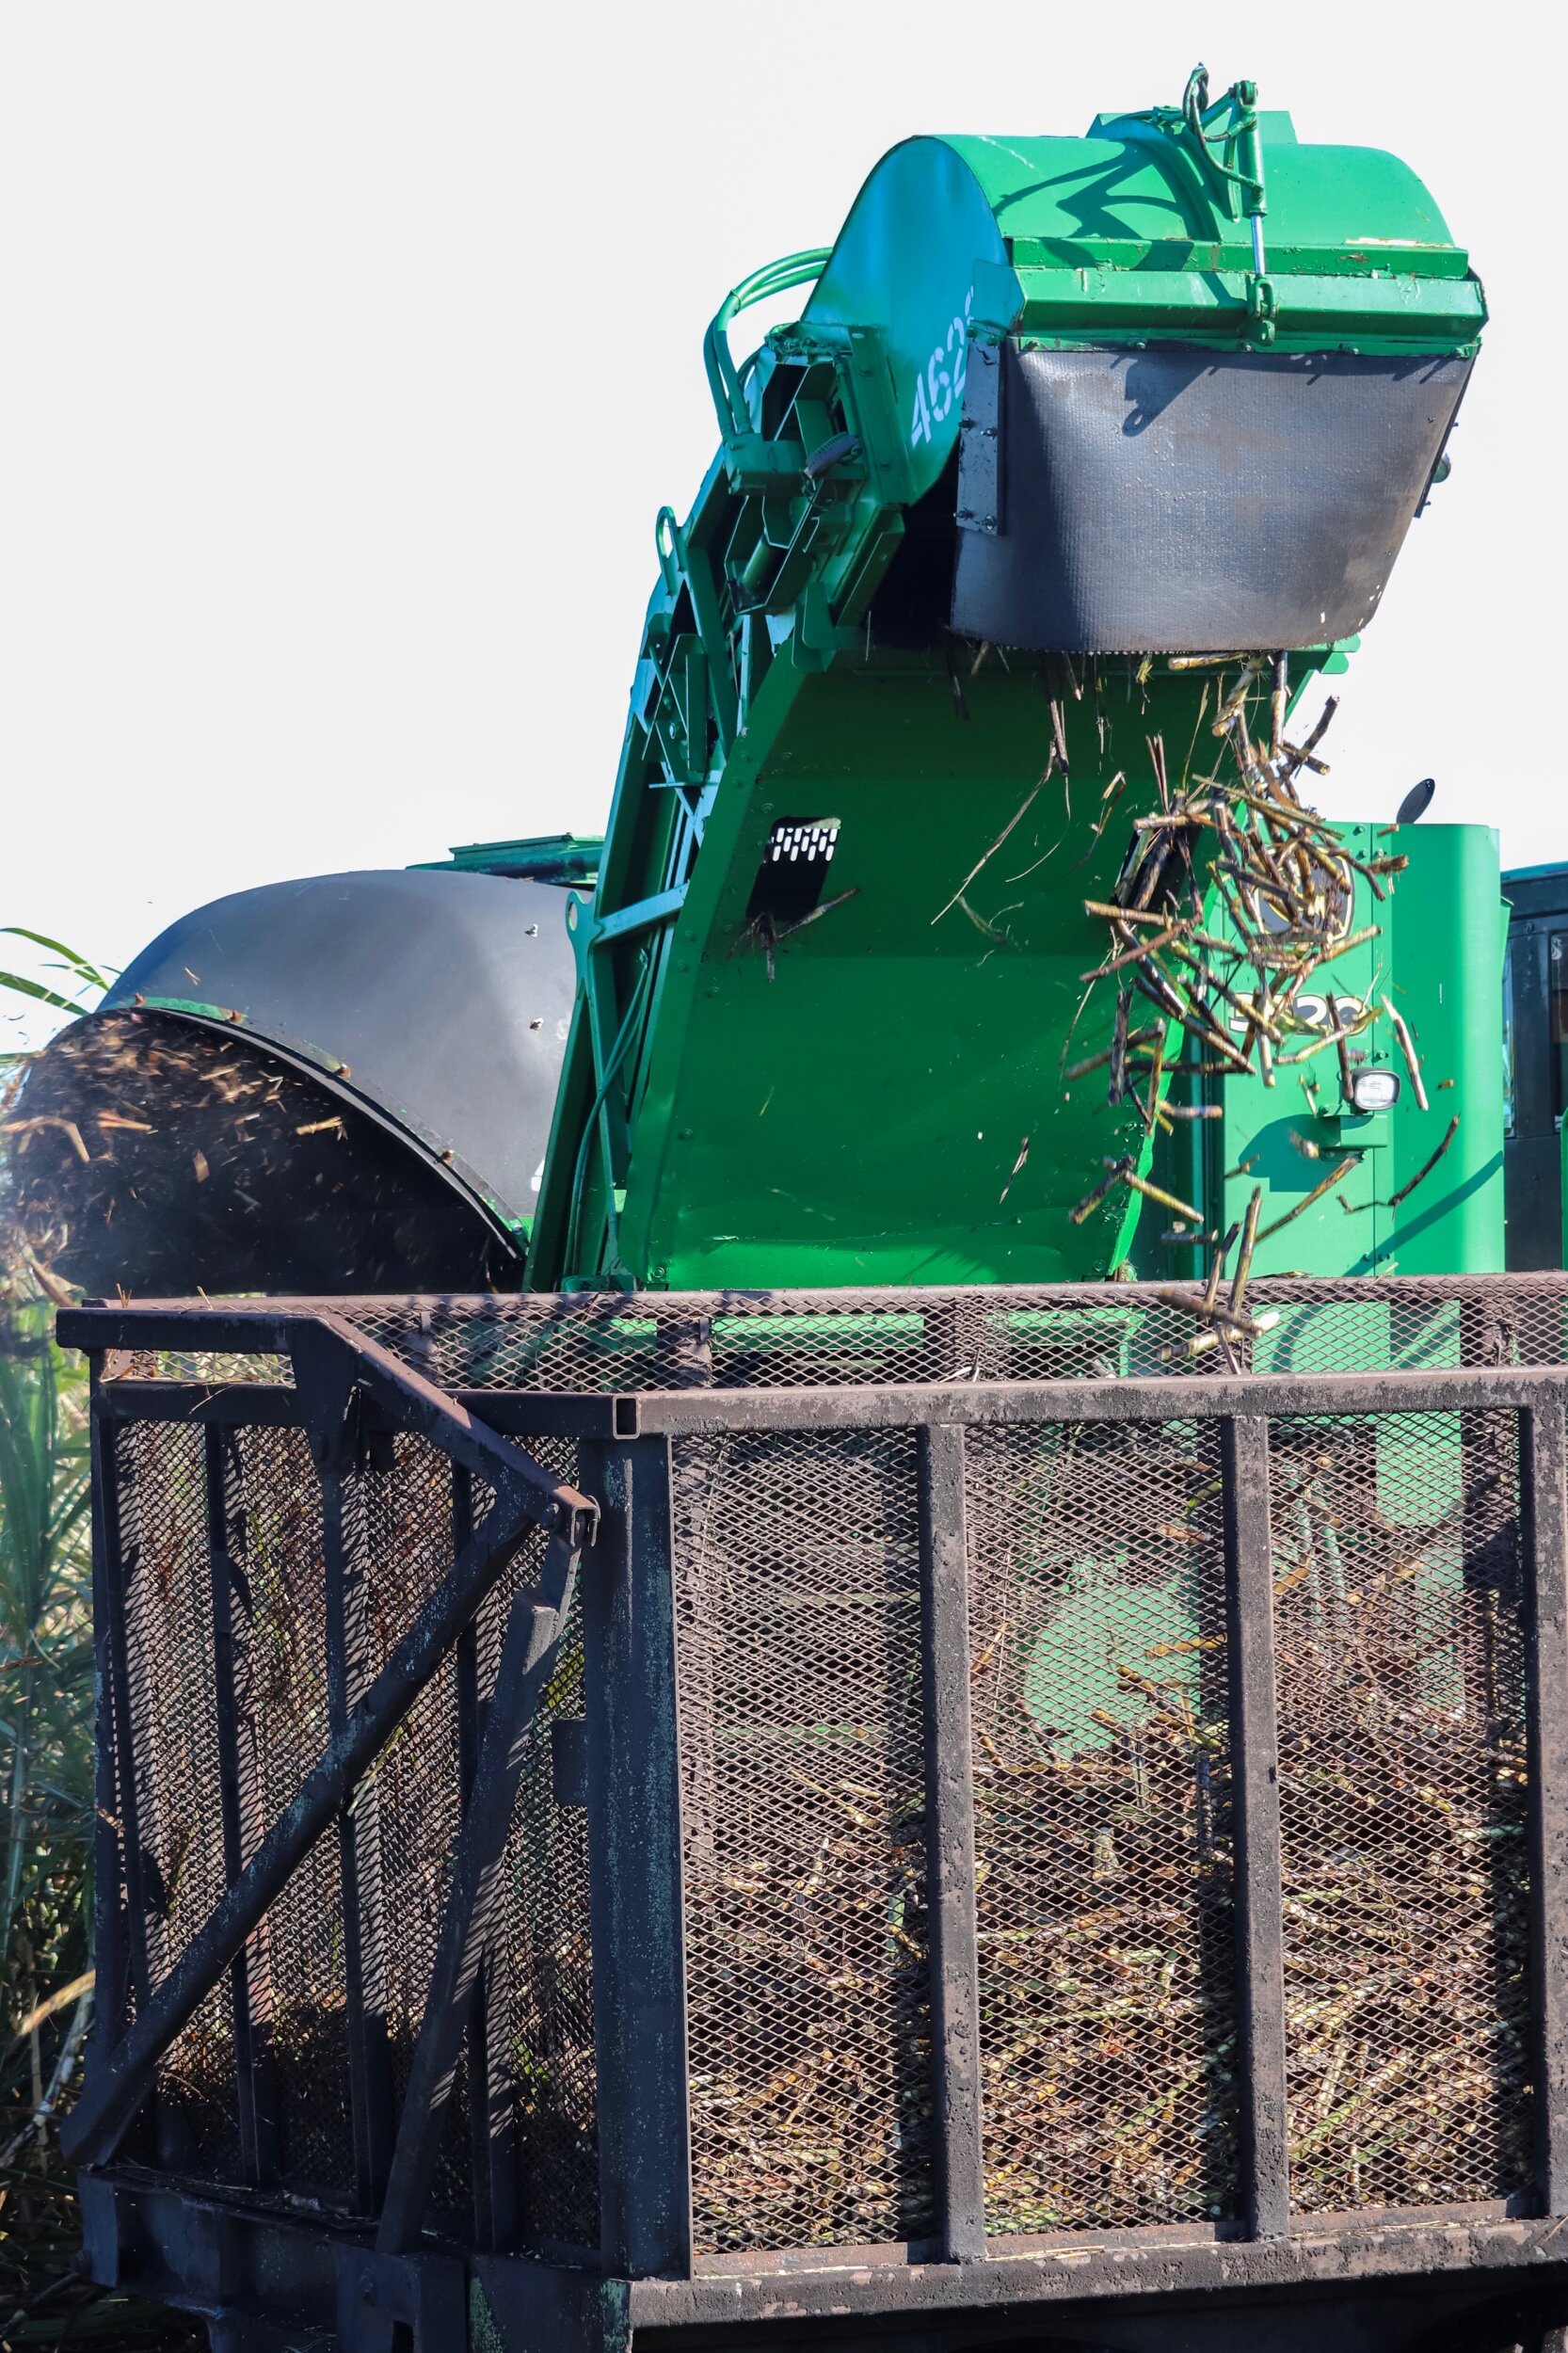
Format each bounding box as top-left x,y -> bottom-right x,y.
1349,1067 -> 1400,1113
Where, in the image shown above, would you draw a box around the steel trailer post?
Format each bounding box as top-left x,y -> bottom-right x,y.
201,1423 -> 278,2186
1521,1388 -> 1568,2211
452,1463 -> 519,2251
376,1533 -> 582,2257
582,1433 -> 694,2281
320,1419 -> 396,2215
1222,1413 -> 1290,2238
86,1371 -> 130,2073
916,1419 -> 987,2262
91,1386 -> 160,2149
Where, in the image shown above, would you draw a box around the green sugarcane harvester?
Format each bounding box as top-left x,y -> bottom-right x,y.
30,70 -> 1568,2353
21,67 -> 1500,1298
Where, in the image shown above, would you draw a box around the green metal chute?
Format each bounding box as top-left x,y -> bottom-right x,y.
527,72 -> 1496,1297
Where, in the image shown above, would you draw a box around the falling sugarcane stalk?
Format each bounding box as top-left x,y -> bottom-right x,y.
1213,664 -> 1262,736
1147,732 -> 1170,812
1129,1082 -> 1175,1139
1385,1114 -> 1460,1209
1118,1162 -> 1204,1224
1049,696 -> 1071,799
1083,923 -> 1185,983
1142,1022 -> 1166,1138
1070,1159 -> 1131,1225
1154,1286 -> 1269,1340
1328,1014 -> 1357,1103
1083,900 -> 1176,925
932,779 -> 1047,925
1062,1026 -> 1161,1082
1064,656 -> 1460,1263
1204,1224 -> 1238,1316
1256,1156 -> 1362,1244
1270,652 -> 1288,759
1380,994 -> 1430,1111
1288,691 -> 1338,771
1230,1185 -> 1263,1321
1108,991 -> 1131,1104
1080,771 -> 1130,862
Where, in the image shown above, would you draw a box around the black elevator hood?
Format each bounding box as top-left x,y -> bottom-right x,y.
10,868 -> 579,1296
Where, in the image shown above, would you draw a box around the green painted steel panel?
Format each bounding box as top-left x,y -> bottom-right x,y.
631,665 -> 1160,1289
951,126 -> 1459,253
1180,823 -> 1504,1286
805,137 -> 1007,503
1384,823 -> 1507,1274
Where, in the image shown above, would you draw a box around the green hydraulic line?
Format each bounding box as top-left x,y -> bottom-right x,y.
703,248 -> 833,445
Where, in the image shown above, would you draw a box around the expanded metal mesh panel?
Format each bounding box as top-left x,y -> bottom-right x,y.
505,1584 -> 599,2247
145,1351 -> 295,1385
336,1276 -> 1568,1395
116,1421 -> 241,2179
1271,1410 -> 1533,2212
361,1435 -> 466,2220
965,1420 -> 1239,2232
229,1423 -> 349,2197
673,1428 -> 935,2256
485,1421 -> 600,2249
105,1408 -> 597,2245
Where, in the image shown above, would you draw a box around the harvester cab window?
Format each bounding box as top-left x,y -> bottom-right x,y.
1502,870 -> 1568,1266
1502,938 -> 1516,1139
1551,929 -> 1568,1125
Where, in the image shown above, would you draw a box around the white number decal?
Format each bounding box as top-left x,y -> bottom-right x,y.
949,315 -> 968,404
909,291 -> 977,448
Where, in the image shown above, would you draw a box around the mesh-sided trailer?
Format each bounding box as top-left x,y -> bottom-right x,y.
58,1281 -> 1568,2352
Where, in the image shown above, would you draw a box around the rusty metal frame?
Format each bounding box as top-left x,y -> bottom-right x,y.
62,1309 -> 597,2186
59,1292 -> 1568,2349
73,2170 -> 1568,2353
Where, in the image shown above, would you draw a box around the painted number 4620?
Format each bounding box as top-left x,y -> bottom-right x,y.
909,294 -> 974,448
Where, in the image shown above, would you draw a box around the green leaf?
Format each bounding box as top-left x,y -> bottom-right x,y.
0,927 -> 111,991
0,1305 -> 94,2029
0,968 -> 84,1016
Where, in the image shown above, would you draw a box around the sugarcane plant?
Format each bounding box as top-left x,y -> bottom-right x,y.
0,947 -> 197,2346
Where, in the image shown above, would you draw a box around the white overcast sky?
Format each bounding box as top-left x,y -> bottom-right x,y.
2,1 -> 1562,1050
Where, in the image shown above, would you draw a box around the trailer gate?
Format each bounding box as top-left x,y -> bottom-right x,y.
57,1278 -> 1568,2351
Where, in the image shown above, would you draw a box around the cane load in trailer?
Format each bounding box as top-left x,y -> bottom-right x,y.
38,67 -> 1568,2353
